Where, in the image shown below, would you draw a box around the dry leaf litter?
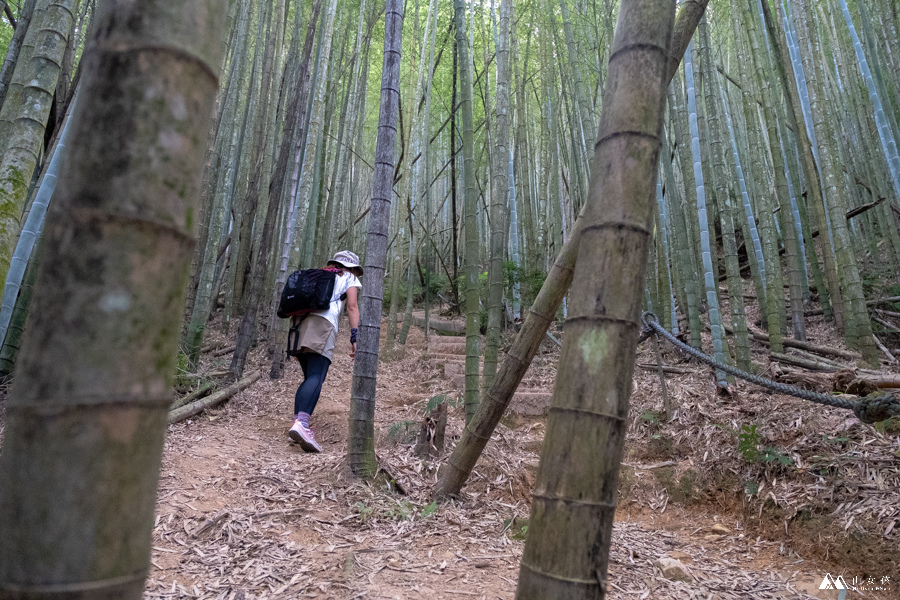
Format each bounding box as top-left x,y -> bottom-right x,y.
136,306 -> 900,600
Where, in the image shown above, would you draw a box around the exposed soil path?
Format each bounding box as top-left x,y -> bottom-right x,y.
146,315 -> 895,599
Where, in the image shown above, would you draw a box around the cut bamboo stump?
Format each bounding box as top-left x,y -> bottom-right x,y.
834,370 -> 900,393
168,371 -> 261,424
414,402 -> 447,458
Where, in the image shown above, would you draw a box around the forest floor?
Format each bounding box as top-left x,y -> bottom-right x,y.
138,307 -> 899,599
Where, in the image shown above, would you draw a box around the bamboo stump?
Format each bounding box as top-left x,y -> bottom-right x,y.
414,402 -> 447,458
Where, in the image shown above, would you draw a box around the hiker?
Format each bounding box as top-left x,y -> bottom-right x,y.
288,250 -> 363,452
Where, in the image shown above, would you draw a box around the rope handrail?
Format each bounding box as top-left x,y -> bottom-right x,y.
640,312 -> 900,424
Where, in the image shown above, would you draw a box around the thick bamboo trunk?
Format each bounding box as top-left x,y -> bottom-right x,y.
0,0 -> 76,289
699,17 -> 750,371
483,0 -> 510,396
793,0 -> 878,365
347,0 -> 403,479
0,0 -> 37,111
435,0 -> 706,502
515,0 -> 674,595
0,1 -> 223,596
453,0 -> 481,424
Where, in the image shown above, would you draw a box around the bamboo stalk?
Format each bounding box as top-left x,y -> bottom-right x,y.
434,0 -> 711,501
872,315 -> 900,334
787,348 -> 848,369
872,334 -> 897,364
651,335 -> 673,420
724,324 -> 860,360
770,352 -> 840,372
167,371 -> 260,424
211,344 -> 237,357
516,0 -> 676,592
848,374 -> 900,389
0,2 -> 225,594
171,382 -> 215,411
636,363 -> 694,375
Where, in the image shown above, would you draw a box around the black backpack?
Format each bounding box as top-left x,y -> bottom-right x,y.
276,268 -> 341,319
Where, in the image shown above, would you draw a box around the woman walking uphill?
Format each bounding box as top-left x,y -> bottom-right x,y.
288,251 -> 362,452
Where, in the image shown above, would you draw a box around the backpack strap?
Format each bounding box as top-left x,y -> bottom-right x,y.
286,315 -> 306,357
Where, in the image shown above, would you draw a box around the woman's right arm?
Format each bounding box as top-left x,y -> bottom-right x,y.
345,285 -> 359,358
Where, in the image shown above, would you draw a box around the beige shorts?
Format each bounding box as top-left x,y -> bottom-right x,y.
296,314 -> 336,362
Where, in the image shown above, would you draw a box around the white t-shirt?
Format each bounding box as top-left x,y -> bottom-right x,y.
312,271 -> 361,331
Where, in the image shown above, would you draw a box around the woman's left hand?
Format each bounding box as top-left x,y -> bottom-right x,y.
350,342 -> 357,359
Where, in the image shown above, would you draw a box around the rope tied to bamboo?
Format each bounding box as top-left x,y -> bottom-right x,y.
640,312 -> 900,424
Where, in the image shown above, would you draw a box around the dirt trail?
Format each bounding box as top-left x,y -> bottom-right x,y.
146,316 -> 891,599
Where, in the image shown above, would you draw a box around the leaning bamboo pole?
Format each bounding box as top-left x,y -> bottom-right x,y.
434,0 -> 709,500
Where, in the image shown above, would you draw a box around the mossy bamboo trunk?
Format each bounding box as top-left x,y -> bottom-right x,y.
0,0 -> 75,290
515,0 -> 674,595
0,1 -> 222,596
0,0 -> 37,111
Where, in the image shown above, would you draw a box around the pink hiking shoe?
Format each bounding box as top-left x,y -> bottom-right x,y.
289,419 -> 322,453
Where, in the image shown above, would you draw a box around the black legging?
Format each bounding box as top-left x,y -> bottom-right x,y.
294,352 -> 331,415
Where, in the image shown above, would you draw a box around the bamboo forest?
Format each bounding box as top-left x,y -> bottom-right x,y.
2,0 -> 900,597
